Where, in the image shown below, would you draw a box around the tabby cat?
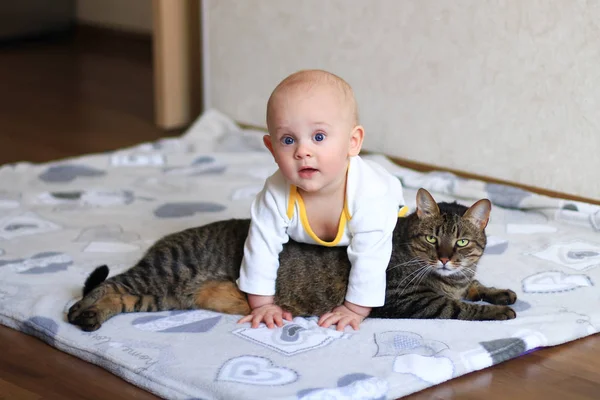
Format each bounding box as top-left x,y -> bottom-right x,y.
68,188 -> 516,332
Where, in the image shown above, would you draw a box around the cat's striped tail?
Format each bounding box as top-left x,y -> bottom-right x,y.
83,265 -> 109,296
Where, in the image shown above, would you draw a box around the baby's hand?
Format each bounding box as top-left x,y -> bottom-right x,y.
238,304 -> 293,329
318,303 -> 368,331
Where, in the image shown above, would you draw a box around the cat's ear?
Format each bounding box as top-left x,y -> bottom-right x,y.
463,199 -> 492,230
416,188 -> 440,219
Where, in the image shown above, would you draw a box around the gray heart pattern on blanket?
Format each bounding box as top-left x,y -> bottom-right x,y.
280,324 -> 307,342
530,241 -> 600,270
0,212 -> 62,240
0,252 -> 73,274
232,319 -> 349,356
374,331 -> 449,357
217,355 -> 298,385
522,271 -> 593,293
39,164 -> 106,183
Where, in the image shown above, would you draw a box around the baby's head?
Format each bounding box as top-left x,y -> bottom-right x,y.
266,69 -> 359,130
263,70 -> 364,193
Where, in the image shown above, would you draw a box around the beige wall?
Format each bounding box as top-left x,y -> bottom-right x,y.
76,0 -> 152,33
204,0 -> 600,200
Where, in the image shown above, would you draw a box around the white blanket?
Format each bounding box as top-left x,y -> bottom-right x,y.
1,110 -> 599,399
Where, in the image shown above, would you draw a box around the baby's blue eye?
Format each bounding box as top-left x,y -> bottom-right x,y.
282,136 -> 295,145
314,132 -> 325,142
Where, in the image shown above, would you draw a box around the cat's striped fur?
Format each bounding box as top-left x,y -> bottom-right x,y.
68,188 -> 516,331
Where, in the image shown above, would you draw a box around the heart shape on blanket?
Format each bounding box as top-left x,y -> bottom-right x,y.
0,212 -> 62,240
374,331 -> 449,357
530,241 -> 600,270
280,323 -> 306,342
217,355 -> 298,385
233,318 -> 350,355
522,271 -> 593,293
38,164 -> 106,183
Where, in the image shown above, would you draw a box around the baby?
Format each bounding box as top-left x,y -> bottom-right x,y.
238,70 -> 406,331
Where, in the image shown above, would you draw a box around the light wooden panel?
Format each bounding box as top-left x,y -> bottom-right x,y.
152,0 -> 202,129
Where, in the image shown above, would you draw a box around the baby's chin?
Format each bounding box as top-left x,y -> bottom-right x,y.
295,183 -> 322,193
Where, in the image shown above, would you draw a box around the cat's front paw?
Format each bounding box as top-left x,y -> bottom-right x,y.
492,305 -> 516,320
488,289 -> 517,306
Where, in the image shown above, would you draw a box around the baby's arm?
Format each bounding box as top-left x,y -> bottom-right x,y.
237,174 -> 292,328
320,195 -> 400,330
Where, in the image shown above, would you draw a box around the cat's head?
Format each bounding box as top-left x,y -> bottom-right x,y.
410,188 -> 491,278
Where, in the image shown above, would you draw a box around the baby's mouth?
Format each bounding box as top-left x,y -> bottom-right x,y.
298,167 -> 318,177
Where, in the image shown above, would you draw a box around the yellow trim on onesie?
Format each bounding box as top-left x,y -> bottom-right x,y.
285,162 -> 405,246
286,184 -> 350,247
286,185 -> 297,220
287,186 -> 406,247
296,191 -> 348,247
398,205 -> 409,217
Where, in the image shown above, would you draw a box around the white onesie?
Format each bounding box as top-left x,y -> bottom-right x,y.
238,155 -> 406,307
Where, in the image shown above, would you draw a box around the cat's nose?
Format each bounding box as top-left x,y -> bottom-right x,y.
440,257 -> 450,266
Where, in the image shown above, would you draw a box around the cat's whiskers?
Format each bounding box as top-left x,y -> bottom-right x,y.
387,257 -> 424,272
456,267 -> 471,282
397,264 -> 431,298
394,261 -> 430,286
413,264 -> 433,289
461,265 -> 477,279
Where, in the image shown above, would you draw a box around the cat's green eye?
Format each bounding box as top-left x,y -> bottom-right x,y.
425,235 -> 437,244
456,239 -> 470,247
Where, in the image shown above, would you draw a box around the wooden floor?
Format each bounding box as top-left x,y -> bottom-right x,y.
0,26 -> 181,166
1,26 -> 600,400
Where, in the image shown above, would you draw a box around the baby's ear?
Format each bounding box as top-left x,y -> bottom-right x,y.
263,135 -> 275,156
348,125 -> 364,156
